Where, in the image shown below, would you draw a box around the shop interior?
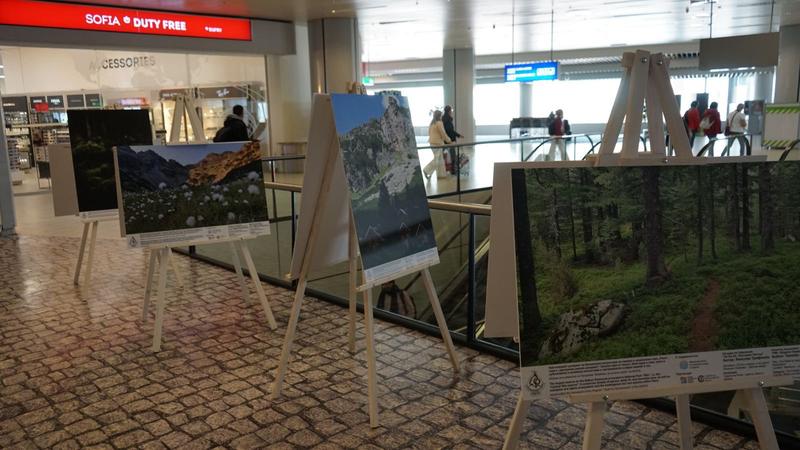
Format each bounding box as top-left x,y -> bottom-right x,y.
1,45 -> 269,197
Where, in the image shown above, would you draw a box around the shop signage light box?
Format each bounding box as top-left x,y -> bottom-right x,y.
0,0 -> 252,41
505,61 -> 559,82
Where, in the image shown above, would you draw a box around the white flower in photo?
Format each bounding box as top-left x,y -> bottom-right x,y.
186,216 -> 196,227
238,189 -> 243,194
247,185 -> 260,195
204,195 -> 211,202
227,212 -> 236,221
158,182 -> 167,190
243,200 -> 248,204
247,171 -> 259,181
158,214 -> 164,219
223,186 -> 229,193
223,202 -> 229,206
198,215 -> 204,221
182,185 -> 189,190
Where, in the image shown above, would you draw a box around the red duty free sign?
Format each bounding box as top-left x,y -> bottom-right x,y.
0,0 -> 252,41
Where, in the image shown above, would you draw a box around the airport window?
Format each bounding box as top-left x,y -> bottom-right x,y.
473,82 -> 520,126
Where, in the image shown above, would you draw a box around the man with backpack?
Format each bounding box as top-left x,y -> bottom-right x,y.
213,105 -> 250,142
547,109 -> 571,161
683,101 -> 700,148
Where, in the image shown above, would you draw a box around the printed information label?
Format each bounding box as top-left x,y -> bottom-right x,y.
521,346 -> 800,400
127,221 -> 270,248
362,247 -> 440,287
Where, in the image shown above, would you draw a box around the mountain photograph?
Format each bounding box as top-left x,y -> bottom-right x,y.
115,142 -> 268,235
331,94 -> 437,277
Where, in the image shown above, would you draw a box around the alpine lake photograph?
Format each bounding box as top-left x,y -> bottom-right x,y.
331,94 -> 437,272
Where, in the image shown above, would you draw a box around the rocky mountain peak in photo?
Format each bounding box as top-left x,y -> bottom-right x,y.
116,146 -> 189,192
187,142 -> 261,186
339,97 -> 418,196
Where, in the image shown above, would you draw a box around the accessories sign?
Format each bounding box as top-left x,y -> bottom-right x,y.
0,0 -> 252,41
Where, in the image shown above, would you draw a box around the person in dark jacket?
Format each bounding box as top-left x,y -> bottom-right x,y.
442,105 -> 463,174
213,105 -> 250,142
702,102 -> 722,139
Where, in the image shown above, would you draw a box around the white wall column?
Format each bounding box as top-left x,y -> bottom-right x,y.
520,82 -> 533,117
753,72 -> 775,103
308,18 -> 361,94
443,48 -> 476,143
0,100 -> 16,235
775,24 -> 800,103
267,23 -> 313,156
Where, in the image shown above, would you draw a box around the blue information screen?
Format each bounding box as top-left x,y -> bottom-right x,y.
505,62 -> 559,82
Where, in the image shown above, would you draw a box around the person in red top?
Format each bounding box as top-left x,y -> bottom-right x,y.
683,101 -> 700,148
702,101 -> 722,138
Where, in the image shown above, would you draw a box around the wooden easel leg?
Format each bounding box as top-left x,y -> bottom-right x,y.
363,287 -> 380,428
82,220 -> 99,288
502,395 -> 532,450
73,221 -> 90,285
272,277 -> 307,399
582,401 -> 606,450
675,394 -> 694,450
348,218 -> 358,353
167,248 -> 184,288
740,388 -> 779,450
229,241 -> 250,303
238,241 -> 277,330
421,268 -> 460,373
151,248 -> 170,352
142,249 -> 158,321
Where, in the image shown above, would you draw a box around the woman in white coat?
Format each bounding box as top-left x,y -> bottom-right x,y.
424,110 -> 451,179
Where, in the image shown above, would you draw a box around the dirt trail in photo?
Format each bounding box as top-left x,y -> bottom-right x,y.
688,278 -> 720,352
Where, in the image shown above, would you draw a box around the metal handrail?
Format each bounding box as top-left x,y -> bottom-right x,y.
583,135 -> 653,160
264,181 -> 493,215
416,134 -> 555,150
697,134 -> 753,157
523,134 -> 596,162
262,155 -> 306,162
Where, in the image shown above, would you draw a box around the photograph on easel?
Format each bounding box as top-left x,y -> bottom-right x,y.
511,161 -> 800,398
330,94 -> 439,284
114,141 -> 269,238
67,109 -> 153,213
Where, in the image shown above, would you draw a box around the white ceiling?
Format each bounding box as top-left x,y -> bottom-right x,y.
55,0 -> 800,61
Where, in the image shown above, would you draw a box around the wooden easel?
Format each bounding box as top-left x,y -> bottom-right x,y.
73,212 -> 183,289
142,238 -> 277,352
502,51 -> 783,449
596,50 -> 693,164
270,94 -> 460,428
504,378 -> 785,450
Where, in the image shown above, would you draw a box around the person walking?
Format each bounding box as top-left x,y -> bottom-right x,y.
442,106 -> 463,174
547,109 -> 571,160
423,110 -> 451,179
683,101 -> 701,148
700,102 -> 722,152
723,103 -> 748,155
213,105 -> 250,142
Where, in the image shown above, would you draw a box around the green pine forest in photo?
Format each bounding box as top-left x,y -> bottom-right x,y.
513,162 -> 800,368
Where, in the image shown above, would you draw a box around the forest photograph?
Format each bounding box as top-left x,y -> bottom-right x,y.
68,109 -> 153,212
512,161 -> 800,368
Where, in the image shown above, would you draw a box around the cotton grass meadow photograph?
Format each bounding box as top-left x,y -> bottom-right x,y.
115,142 -> 268,235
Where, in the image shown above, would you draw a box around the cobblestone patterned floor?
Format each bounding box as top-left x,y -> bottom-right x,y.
0,235 -> 759,449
